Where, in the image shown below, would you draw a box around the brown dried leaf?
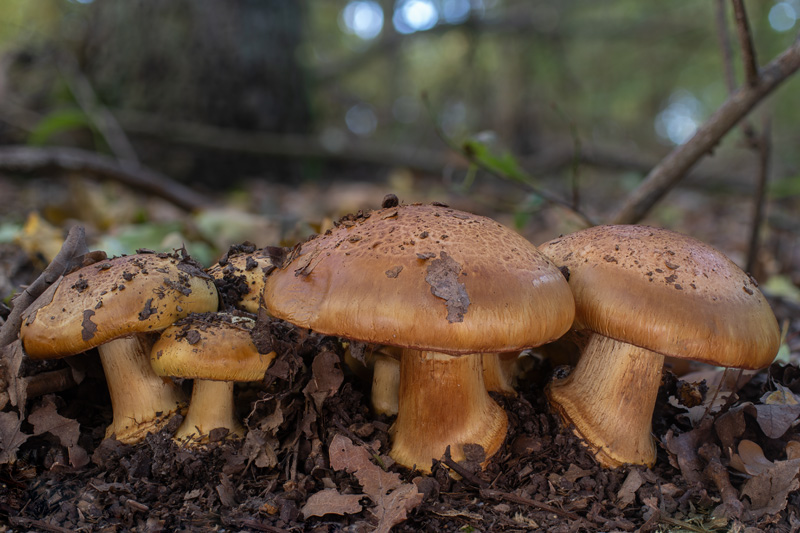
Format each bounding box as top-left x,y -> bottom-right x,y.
328,434 -> 423,533
663,419 -> 713,484
28,395 -> 89,468
0,410 -> 29,464
730,440 -> 775,476
303,349 -> 344,412
241,429 -> 279,469
616,469 -> 644,509
215,473 -> 238,507
300,488 -> 363,518
563,463 -> 592,483
714,406 -> 747,456
742,386 -> 800,439
741,456 -> 800,519
424,251 -> 470,323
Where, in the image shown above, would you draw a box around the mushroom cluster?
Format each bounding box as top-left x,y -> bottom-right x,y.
20,251 -> 219,444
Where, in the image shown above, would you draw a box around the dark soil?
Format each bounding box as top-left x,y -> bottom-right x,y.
2,308 -> 800,532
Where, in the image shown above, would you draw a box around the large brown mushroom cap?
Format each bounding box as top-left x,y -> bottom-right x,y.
151,314 -> 275,382
540,225 -> 780,369
20,252 -> 220,359
264,204 -> 575,354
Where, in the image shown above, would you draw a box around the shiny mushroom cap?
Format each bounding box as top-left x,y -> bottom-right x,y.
264,203 -> 575,354
539,225 -> 780,369
20,252 -> 220,359
151,313 -> 275,382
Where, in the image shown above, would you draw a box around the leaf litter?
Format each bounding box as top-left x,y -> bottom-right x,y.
1,306 -> 800,531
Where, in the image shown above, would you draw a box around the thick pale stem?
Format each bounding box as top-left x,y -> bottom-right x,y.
371,354 -> 400,416
98,336 -> 187,444
546,333 -> 663,467
390,350 -> 508,473
482,352 -> 520,396
175,380 -> 243,443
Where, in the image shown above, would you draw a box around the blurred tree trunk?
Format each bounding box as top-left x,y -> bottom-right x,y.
77,0 -> 311,185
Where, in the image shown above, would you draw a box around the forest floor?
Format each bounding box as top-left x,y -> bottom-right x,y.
1,173 -> 799,532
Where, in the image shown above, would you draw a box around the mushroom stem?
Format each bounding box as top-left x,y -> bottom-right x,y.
175,380 -> 244,443
371,353 -> 400,416
546,333 -> 662,468
482,352 -> 520,396
390,350 -> 508,473
99,336 -> 187,444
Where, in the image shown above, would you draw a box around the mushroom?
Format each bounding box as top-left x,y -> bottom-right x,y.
19,251 -> 220,444
150,313 -> 276,443
539,225 -> 780,467
207,244 -> 276,313
344,344 -> 402,416
263,203 -> 574,472
482,352 -> 522,396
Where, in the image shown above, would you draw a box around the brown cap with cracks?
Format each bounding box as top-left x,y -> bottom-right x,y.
207,245 -> 276,314
20,252 -> 220,359
539,225 -> 780,369
264,204 -> 575,354
151,314 -> 275,382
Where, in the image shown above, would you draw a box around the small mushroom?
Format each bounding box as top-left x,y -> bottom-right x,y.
482,352 -> 522,396
207,245 -> 276,313
539,225 -> 780,467
150,313 -> 276,443
264,203 -> 575,472
20,251 -> 219,444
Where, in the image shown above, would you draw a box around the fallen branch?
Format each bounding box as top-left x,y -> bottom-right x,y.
610,36 -> 800,225
0,225 -> 89,351
0,145 -> 213,212
480,488 -> 588,523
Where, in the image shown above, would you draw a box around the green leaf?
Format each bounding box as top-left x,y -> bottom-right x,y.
462,139 -> 534,185
768,175 -> 800,199
27,108 -> 91,146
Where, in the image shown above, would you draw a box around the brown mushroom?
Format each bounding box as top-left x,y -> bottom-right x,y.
539,225 -> 780,467
19,251 -> 219,444
207,244 -> 276,313
263,203 -> 575,472
150,313 -> 276,443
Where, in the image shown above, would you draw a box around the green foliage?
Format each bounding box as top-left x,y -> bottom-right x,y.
27,108 -> 92,146
769,175 -> 800,199
462,138 -> 535,187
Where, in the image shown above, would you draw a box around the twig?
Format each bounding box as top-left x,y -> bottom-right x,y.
58,54 -> 140,164
8,516 -> 76,533
437,446 -> 489,489
480,488 -> 588,523
610,36 -> 800,225
0,145 -> 212,212
23,368 -> 78,399
731,0 -> 760,87
0,226 -> 88,351
745,122 -> 771,273
714,0 -> 737,93
236,519 -> 291,533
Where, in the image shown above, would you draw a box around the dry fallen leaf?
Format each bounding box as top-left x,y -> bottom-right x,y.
303,349 -> 344,412
730,439 -> 774,476
0,410 -> 29,464
328,433 -> 423,533
301,488 -> 363,518
27,395 -> 89,468
616,469 -> 644,509
741,456 -> 800,519
241,429 -> 279,469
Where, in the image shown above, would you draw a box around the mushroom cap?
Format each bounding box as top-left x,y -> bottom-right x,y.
150,313 -> 275,381
207,247 -> 275,313
264,204 -> 575,354
20,252 -> 220,359
539,225 -> 780,369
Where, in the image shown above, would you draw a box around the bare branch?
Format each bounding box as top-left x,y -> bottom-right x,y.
746,121 -> 771,274
731,0 -> 760,87
0,226 -> 88,351
58,54 -> 140,164
714,0 -> 737,93
609,37 -> 800,225
0,145 -> 213,212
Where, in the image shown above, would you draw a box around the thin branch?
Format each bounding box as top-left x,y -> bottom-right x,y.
609,37 -> 800,225
0,226 -> 88,351
714,0 -> 737,93
58,54 -> 140,164
731,0 -> 760,87
0,145 -> 213,212
746,122 -> 771,273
